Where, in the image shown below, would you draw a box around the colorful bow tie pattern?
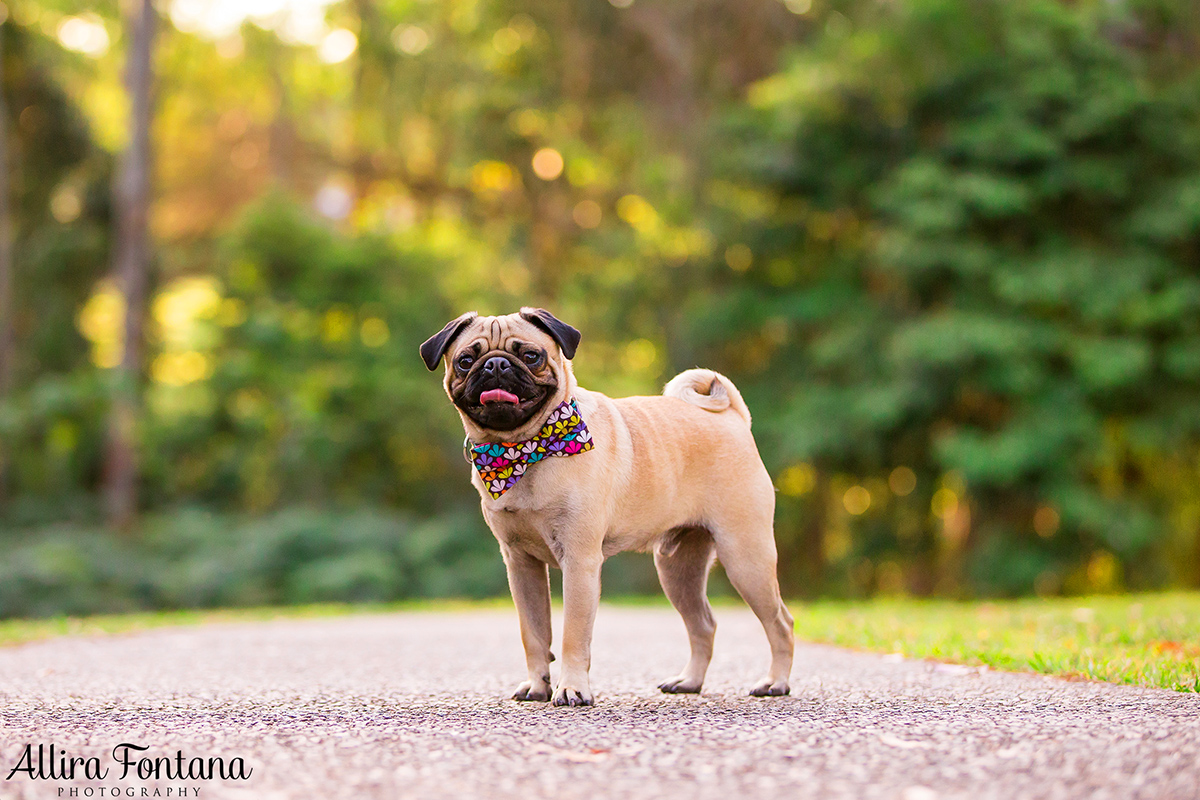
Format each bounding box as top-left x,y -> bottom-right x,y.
469,398 -> 595,498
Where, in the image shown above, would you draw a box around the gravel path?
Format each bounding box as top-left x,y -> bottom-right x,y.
0,605 -> 1197,800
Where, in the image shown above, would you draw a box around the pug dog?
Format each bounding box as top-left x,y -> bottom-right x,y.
420,308 -> 794,707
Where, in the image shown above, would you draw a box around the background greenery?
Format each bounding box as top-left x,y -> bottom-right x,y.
4,0 -> 1200,616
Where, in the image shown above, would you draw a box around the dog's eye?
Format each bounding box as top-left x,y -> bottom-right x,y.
456,354 -> 474,372
522,351 -> 543,367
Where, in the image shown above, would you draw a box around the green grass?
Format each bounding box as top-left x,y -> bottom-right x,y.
791,592 -> 1200,692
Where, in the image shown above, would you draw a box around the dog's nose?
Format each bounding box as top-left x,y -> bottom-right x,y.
482,356 -> 513,377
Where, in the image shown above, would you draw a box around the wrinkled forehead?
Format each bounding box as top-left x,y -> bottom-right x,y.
454,314 -> 556,355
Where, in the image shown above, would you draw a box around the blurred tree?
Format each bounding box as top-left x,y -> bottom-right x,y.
134,193 -> 472,515
0,12 -> 111,522
0,17 -> 15,501
104,0 -> 156,530
6,0 -> 1200,604
699,0 -> 1200,596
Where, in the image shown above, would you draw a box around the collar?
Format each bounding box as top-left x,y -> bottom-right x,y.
466,398 -> 595,499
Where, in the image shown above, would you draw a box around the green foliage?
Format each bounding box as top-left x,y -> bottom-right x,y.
0,508 -> 505,618
141,194 -> 469,512
2,21 -> 111,380
4,0 -> 1200,605
697,0 -> 1200,598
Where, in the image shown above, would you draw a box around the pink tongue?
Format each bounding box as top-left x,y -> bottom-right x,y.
480,389 -> 520,405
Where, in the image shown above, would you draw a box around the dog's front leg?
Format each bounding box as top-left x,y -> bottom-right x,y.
502,545 -> 553,701
553,551 -> 602,707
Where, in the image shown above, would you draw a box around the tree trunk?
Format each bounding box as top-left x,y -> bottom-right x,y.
268,43 -> 295,189
103,0 -> 156,530
0,25 -> 15,505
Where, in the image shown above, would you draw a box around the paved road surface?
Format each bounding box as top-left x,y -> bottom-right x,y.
0,606 -> 1197,800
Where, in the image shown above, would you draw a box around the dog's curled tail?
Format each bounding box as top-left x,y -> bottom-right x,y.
663,369 -> 752,427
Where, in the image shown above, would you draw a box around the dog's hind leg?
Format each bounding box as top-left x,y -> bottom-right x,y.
654,527 -> 717,694
712,515 -> 795,697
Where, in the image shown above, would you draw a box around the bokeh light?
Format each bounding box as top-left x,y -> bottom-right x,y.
725,243 -> 753,272
314,181 -> 354,220
361,318 -> 390,348
777,464 -> 816,496
393,25 -> 430,55
572,200 -> 602,228
493,27 -> 522,55
531,148 -> 564,181
889,467 -> 917,497
931,488 -> 959,520
318,29 -> 358,64
844,486 -> 872,515
57,15 -> 109,57
1034,506 -> 1060,538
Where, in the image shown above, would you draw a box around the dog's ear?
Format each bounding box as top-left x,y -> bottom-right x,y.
420,312 -> 478,371
520,307 -> 581,360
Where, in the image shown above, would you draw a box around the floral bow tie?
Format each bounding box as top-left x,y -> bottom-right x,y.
468,398 -> 595,499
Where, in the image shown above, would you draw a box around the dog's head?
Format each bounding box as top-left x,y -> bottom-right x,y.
420,308 -> 581,442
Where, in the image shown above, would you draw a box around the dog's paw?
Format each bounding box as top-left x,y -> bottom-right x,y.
551,682 -> 593,708
658,676 -> 702,694
748,678 -> 790,697
512,679 -> 551,702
